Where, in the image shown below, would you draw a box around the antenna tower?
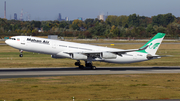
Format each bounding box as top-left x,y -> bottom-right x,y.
4,1 -> 6,19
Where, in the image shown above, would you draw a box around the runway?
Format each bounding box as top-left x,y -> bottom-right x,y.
0,66 -> 180,78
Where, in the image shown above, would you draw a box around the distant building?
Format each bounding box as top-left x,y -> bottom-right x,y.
57,13 -> 62,21
97,14 -> 107,21
57,13 -> 66,21
65,17 -> 69,21
14,13 -> 17,20
78,17 -> 83,21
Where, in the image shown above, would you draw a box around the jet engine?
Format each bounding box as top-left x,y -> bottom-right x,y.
100,52 -> 117,59
71,53 -> 87,60
51,55 -> 66,59
51,52 -> 71,59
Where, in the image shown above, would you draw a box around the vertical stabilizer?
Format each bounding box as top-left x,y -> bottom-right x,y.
139,33 -> 166,55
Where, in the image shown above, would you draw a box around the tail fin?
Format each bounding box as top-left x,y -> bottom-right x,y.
139,33 -> 166,55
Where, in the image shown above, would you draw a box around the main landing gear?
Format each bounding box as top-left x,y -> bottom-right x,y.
75,60 -> 96,70
19,50 -> 23,57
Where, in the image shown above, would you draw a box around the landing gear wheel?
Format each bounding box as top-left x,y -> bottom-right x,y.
91,66 -> 96,70
79,65 -> 84,69
19,54 -> 23,57
85,63 -> 92,67
75,62 -> 80,66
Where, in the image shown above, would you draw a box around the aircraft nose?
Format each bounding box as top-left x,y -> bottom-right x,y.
5,40 -> 10,45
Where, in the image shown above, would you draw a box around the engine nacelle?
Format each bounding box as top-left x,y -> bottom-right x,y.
71,53 -> 87,60
51,55 -> 66,59
51,52 -> 71,59
100,52 -> 117,59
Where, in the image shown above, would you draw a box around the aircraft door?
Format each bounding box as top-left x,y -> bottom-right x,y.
20,38 -> 26,46
133,54 -> 137,59
52,42 -> 56,49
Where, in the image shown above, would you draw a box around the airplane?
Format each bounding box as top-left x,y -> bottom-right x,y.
5,33 -> 166,70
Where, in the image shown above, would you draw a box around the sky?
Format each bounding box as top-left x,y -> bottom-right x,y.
1,0 -> 180,21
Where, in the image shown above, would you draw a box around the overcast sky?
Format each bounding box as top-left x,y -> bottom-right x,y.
0,0 -> 180,21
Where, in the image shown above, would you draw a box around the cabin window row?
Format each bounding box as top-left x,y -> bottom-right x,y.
59,45 -> 92,51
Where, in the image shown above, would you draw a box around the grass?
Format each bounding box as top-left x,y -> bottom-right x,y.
0,42 -> 180,101
1,74 -> 180,100
0,43 -> 180,68
0,41 -> 5,43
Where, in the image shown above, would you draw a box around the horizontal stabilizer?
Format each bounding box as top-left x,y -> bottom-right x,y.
147,55 -> 172,60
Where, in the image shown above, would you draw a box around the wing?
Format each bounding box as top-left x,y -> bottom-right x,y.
109,45 -> 149,55
64,45 -> 149,58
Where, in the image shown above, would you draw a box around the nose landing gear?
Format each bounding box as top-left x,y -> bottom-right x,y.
19,50 -> 23,57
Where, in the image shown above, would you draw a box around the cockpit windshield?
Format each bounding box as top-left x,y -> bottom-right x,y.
9,38 -> 16,40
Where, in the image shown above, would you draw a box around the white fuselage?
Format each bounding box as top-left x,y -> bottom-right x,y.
5,36 -> 148,63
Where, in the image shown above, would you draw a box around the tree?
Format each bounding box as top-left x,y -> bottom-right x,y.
84,18 -> 94,24
128,14 -> 140,27
88,24 -> 106,36
152,14 -> 164,26
152,13 -> 175,26
43,23 -> 51,31
157,26 -> 166,33
84,18 -> 95,29
59,21 -> 69,28
139,16 -> 152,27
72,19 -> 85,27
71,24 -> 80,30
31,20 -> 41,28
113,27 -> 121,37
163,13 -> 175,25
166,23 -> 179,37
71,19 -> 85,30
105,15 -> 118,26
120,15 -> 129,27
146,24 -> 156,34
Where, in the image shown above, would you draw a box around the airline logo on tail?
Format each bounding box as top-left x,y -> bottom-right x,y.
149,43 -> 160,49
137,33 -> 165,55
